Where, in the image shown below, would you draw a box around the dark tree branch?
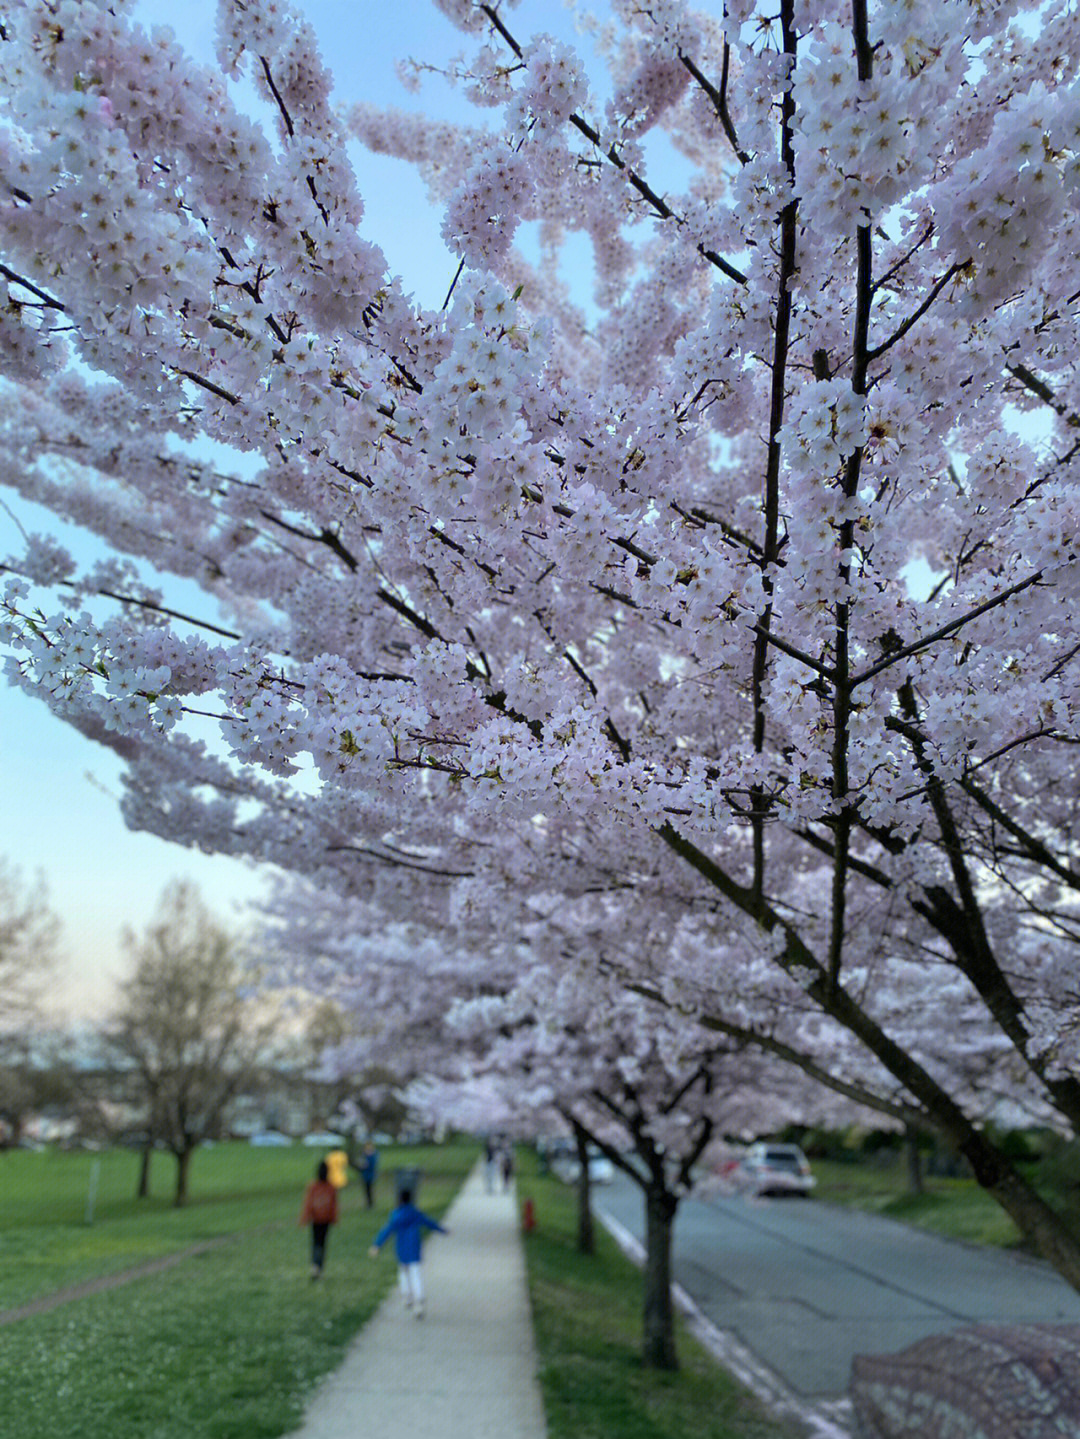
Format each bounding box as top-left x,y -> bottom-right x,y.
0,263 -> 66,310
871,221 -> 935,294
259,55 -> 295,138
750,0 -> 799,902
867,262 -> 968,361
958,774 -> 1080,892
174,368 -> 241,406
678,50 -> 749,164
477,3 -> 748,286
851,571 -> 1046,688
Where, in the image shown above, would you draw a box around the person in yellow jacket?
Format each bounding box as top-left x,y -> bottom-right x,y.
326,1149 -> 349,1189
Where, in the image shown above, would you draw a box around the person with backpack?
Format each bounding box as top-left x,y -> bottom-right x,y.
299,1160 -> 339,1279
355,1141 -> 379,1208
368,1187 -> 448,1318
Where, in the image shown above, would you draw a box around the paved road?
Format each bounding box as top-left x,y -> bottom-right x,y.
597,1172 -> 1080,1400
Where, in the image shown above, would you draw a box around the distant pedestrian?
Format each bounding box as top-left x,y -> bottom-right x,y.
499,1144 -> 514,1191
484,1136 -> 497,1192
356,1141 -> 379,1209
299,1160 -> 339,1280
368,1187 -> 448,1318
326,1148 -> 349,1189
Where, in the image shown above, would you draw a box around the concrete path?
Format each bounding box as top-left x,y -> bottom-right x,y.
287,1163 -> 548,1439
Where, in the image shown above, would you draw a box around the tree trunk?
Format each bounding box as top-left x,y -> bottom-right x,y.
572,1121 -> 594,1255
174,1146 -> 192,1207
137,1143 -> 152,1199
643,1184 -> 678,1370
905,1125 -> 924,1196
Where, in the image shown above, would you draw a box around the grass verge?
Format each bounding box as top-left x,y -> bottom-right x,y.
516,1151 -> 801,1439
810,1157 -> 1023,1248
0,1140 -> 474,1439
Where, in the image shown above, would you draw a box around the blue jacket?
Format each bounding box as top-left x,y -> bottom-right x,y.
374,1202 -> 446,1264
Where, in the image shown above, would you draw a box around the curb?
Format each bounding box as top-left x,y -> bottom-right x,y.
596,1206 -> 853,1439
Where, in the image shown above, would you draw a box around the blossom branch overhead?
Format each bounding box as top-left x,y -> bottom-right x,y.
2,0 -> 1080,1287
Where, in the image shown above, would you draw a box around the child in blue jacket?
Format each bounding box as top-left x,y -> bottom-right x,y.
368,1188 -> 448,1317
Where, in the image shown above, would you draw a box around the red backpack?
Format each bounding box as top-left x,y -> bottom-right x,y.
309,1182 -> 336,1223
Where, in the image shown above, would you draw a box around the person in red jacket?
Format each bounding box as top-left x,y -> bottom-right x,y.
299,1160 -> 339,1280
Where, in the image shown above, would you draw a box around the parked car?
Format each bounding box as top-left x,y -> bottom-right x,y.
553,1145 -> 615,1184
740,1142 -> 815,1197
302,1131 -> 346,1147
249,1129 -> 293,1146
584,1152 -> 615,1184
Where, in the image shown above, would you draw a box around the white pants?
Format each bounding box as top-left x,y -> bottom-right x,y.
398,1262 -> 424,1305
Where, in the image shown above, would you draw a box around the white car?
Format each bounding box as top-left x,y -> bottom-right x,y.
302,1131 -> 346,1147
585,1153 -> 615,1184
248,1129 -> 293,1146
556,1147 -> 615,1184
740,1142 -> 815,1197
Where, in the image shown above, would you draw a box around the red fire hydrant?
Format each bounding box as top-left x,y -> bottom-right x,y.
522,1195 -> 536,1233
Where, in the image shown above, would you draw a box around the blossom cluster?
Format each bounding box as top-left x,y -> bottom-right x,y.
507,37 -> 588,140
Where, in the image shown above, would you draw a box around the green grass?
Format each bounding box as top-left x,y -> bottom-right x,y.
811,1156 -> 1024,1248
516,1151 -> 800,1439
0,1139 -> 475,1439
0,1143 -> 346,1310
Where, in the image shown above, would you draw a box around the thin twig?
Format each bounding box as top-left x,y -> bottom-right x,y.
0,263 -> 66,310
478,3 -> 748,286
867,262 -> 968,361
259,55 -> 295,138
442,257 -> 466,311
679,51 -> 749,164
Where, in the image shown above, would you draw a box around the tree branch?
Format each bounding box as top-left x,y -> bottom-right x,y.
678,50 -> 749,165
258,55 -> 295,138
851,571 -> 1046,688
0,263 -> 66,310
477,3 -> 748,286
750,0 -> 799,901
867,262 -> 968,362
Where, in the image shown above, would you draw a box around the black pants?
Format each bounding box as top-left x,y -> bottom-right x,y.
311,1222 -> 330,1270
362,1179 -> 374,1208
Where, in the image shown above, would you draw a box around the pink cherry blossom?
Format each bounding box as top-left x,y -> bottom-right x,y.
3,0 -> 1080,1291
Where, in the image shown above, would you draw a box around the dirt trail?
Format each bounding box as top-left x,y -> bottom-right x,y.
0,1203 -> 371,1323
0,1190 -> 373,1327
0,1236 -> 233,1326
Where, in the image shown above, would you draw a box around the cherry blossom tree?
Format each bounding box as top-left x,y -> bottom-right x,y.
258,874 -> 887,1368
257,880 -> 528,1144
3,0 -> 1080,1281
446,961 -> 868,1370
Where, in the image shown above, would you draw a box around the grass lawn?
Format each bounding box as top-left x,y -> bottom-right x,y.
810,1156 -> 1024,1248
0,1139 -> 474,1439
516,1150 -> 801,1439
0,1143 -> 346,1311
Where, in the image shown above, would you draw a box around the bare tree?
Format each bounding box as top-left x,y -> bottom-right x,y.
0,861 -> 61,1145
0,860 -> 59,1028
109,881 -> 276,1206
